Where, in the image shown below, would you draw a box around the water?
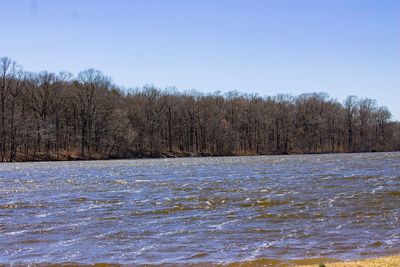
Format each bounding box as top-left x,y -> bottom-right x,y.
0,152 -> 399,266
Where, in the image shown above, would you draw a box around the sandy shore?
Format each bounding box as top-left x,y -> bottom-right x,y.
299,254 -> 400,267
222,254 -> 400,267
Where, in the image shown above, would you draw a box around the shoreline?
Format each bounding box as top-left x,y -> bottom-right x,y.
298,254 -> 400,267
231,254 -> 400,267
3,255 -> 400,266
1,150 -> 399,164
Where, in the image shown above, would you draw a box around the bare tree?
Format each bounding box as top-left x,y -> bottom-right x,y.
0,56 -> 398,161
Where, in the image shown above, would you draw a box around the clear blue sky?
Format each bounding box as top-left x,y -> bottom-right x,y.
1,0 -> 399,120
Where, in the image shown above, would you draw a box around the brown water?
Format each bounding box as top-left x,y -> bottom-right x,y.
0,152 -> 399,266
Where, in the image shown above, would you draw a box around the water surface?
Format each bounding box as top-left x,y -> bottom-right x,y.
1,152 -> 399,265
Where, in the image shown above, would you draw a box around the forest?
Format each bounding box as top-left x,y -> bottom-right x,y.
1,56 -> 399,161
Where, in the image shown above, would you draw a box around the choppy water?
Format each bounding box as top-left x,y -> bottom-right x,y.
0,152 -> 399,266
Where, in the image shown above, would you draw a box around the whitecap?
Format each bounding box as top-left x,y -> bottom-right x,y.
114,179 -> 128,185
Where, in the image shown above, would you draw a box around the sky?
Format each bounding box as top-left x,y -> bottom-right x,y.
1,0 -> 399,120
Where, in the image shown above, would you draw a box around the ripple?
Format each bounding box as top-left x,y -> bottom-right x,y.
114,179 -> 128,185
0,202 -> 47,210
1,152 -> 399,265
388,191 -> 400,196
239,199 -> 288,208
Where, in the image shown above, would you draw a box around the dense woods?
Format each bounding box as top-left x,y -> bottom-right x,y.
0,57 -> 399,161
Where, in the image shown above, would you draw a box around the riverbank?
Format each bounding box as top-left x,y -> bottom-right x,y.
3,149 -> 399,163
299,254 -> 400,267
223,254 -> 400,266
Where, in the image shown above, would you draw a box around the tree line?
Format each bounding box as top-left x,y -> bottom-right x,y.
0,56 -> 399,161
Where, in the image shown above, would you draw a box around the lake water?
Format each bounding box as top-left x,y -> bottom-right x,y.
0,152 -> 399,266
